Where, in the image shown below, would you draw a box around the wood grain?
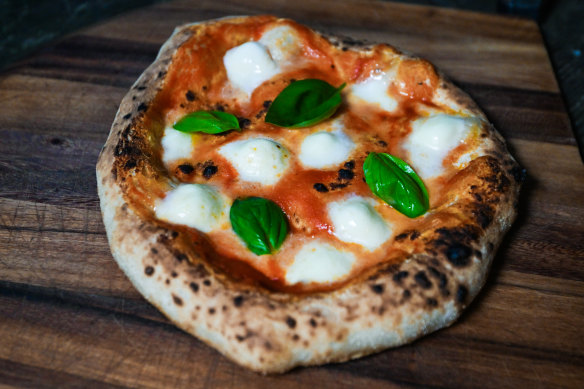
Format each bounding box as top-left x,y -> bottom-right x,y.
1,0 -> 583,387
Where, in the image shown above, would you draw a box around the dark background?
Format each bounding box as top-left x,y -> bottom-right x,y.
1,0 -> 582,159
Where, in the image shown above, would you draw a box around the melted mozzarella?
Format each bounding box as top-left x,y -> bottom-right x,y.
258,25 -> 301,64
285,241 -> 356,284
161,127 -> 193,165
223,41 -> 279,95
350,71 -> 398,112
299,121 -> 355,168
155,184 -> 228,233
403,114 -> 477,179
328,196 -> 391,250
219,137 -> 290,185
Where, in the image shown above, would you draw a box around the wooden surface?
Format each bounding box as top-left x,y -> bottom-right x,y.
1,0 -> 583,387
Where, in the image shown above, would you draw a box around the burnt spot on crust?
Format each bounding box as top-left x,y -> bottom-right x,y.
371,284 -> 384,294
209,307 -> 216,314
172,294 -> 183,306
137,103 -> 148,112
124,160 -> 137,170
473,203 -> 495,229
171,271 -> 178,278
233,295 -> 244,307
144,266 -> 154,276
190,282 -> 199,293
329,182 -> 348,190
178,164 -> 195,174
457,285 -> 468,304
403,289 -> 411,299
292,334 -> 300,341
150,247 -> 158,254
338,169 -> 354,180
214,103 -> 226,112
393,271 -> 409,283
238,117 -> 251,129
414,271 -> 432,289
202,165 -> 218,179
428,267 -> 448,289
426,298 -> 438,307
395,230 -> 420,242
309,318 -> 317,328
203,280 -> 211,286
175,252 -> 188,262
286,316 -> 297,329
446,244 -> 473,267
158,71 -> 166,79
122,113 -> 132,120
313,183 -> 328,193
344,160 -> 355,170
185,90 -> 196,101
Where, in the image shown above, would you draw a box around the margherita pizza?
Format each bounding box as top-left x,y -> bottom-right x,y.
96,15 -> 523,373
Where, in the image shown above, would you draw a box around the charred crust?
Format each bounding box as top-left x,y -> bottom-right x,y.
446,244 -> 473,267
338,169 -> 354,180
344,160 -> 355,170
238,117 -> 251,129
158,71 -> 166,78
203,280 -> 211,286
393,271 -> 409,283
185,90 -> 196,101
171,271 -> 178,278
122,113 -> 132,120
286,316 -> 297,329
403,289 -> 411,299
178,164 -> 195,174
292,334 -> 300,341
144,266 -> 154,276
309,318 -> 317,328
209,307 -> 216,314
414,271 -> 432,289
233,295 -> 244,307
150,247 -> 158,254
313,183 -> 328,192
473,203 -> 495,229
410,230 -> 420,240
457,285 -> 468,304
371,284 -> 384,294
202,165 -> 218,179
124,160 -> 137,170
263,100 -> 272,109
189,282 -> 199,293
172,295 -> 183,306
175,252 -> 188,262
214,103 -> 226,112
428,267 -> 447,289
395,232 -> 408,241
426,298 -> 438,307
329,182 -> 348,190
137,103 -> 148,112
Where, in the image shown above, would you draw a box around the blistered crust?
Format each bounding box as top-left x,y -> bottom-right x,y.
96,16 -> 523,373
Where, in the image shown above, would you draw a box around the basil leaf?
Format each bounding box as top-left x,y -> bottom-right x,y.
265,79 -> 346,128
230,197 -> 288,256
173,110 -> 240,134
363,152 -> 429,218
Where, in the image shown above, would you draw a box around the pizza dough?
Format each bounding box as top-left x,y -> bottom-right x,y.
96,15 -> 523,373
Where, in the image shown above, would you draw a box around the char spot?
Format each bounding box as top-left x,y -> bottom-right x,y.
309,318 -> 317,327
329,182 -> 348,190
172,295 -> 183,306
171,271 -> 178,278
124,160 -> 136,169
185,90 -> 196,101
122,113 -> 132,120
403,289 -> 411,299
136,86 -> 146,90
233,295 -> 244,307
410,230 -> 420,240
313,183 -> 328,192
292,334 -> 300,341
238,117 -> 251,129
414,271 -> 432,289
428,267 -> 447,289
377,139 -> 388,147
203,165 -> 218,179
371,284 -> 384,294
203,280 -> 211,286
344,160 -> 355,170
150,247 -> 158,254
446,244 -> 472,267
393,271 -> 409,283
178,164 -> 195,174
208,307 -> 216,314
144,266 -> 154,276
264,341 -> 273,350
395,233 -> 408,241
175,253 -> 187,262
236,335 -> 245,342
190,282 -> 199,293
286,316 -> 297,329
137,103 -> 148,112
426,298 -> 438,307
263,100 -> 272,109
338,169 -> 354,180
158,71 -> 166,78
457,285 -> 468,304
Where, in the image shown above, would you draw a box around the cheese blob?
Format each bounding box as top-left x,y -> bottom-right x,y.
160,127 -> 193,165
223,41 -> 279,96
258,25 -> 301,64
328,196 -> 392,250
218,137 -> 290,185
285,241 -> 356,284
155,184 -> 228,233
299,124 -> 355,168
351,71 -> 398,112
403,114 -> 476,179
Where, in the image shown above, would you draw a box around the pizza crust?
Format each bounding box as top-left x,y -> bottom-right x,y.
96,16 -> 523,373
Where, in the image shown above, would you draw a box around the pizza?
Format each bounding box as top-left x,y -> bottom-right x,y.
96,15 -> 523,373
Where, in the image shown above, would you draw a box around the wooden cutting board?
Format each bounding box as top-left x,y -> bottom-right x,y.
1,0 -> 583,387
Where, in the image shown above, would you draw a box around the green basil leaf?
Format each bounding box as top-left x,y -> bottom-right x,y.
363,152 -> 429,218
230,197 -> 288,256
265,79 -> 346,128
173,110 -> 240,134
